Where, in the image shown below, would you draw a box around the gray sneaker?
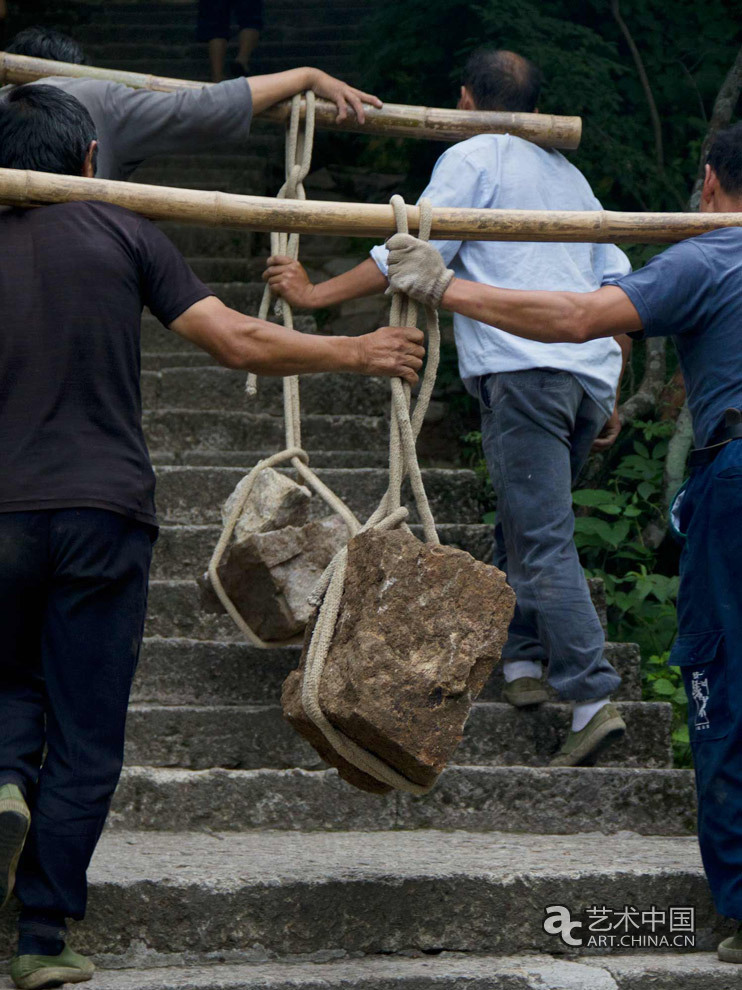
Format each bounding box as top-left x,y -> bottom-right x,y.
0,784 -> 31,910
718,923 -> 742,963
502,677 -> 548,708
550,703 -> 626,767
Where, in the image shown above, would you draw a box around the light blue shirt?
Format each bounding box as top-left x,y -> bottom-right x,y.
371,134 -> 631,416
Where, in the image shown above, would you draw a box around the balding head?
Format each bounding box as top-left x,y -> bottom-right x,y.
461,49 -> 542,113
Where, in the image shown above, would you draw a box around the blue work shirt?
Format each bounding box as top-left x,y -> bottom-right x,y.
371,133 -> 631,416
612,228 -> 742,447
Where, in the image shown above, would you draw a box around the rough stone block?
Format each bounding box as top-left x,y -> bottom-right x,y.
201,516 -> 348,642
282,528 -> 515,793
222,468 -> 311,539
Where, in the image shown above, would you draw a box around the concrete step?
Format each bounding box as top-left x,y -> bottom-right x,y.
149,522 -> 493,578
151,450 -> 391,468
133,637 -> 641,705
142,410 -> 388,454
0,830 -> 718,960
50,953 -> 742,990
93,57 -> 357,82
87,41 -> 362,61
154,222 -> 259,258
142,368 -> 391,415
111,764 -> 695,835
151,466 -> 481,525
81,23 -> 364,45
122,702 -> 672,770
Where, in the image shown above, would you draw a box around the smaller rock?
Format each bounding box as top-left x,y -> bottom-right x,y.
202,516 -> 349,642
222,468 -> 311,541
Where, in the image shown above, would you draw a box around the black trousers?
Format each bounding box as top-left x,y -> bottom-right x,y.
196,0 -> 264,41
0,509 -> 153,921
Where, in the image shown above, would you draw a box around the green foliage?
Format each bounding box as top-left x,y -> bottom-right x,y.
360,0 -> 741,218
643,652 -> 691,767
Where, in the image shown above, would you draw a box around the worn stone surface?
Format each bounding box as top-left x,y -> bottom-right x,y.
0,830 -> 716,961
283,528 -> 515,793
47,952 -> 742,990
109,765 -> 696,835
200,516 -> 348,641
222,468 -> 311,541
122,701 -> 673,771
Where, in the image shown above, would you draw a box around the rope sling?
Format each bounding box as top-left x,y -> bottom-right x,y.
206,95 -> 443,792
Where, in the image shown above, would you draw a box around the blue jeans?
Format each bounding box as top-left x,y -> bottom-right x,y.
479,369 -> 621,701
0,509 -> 153,922
671,438 -> 742,919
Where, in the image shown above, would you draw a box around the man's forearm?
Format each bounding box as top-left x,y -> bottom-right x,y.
247,68 -> 316,114
440,278 -> 642,342
221,315 -> 359,374
311,258 -> 389,308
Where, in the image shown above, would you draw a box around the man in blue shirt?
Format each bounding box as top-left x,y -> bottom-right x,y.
384,120 -> 742,963
265,48 -> 633,766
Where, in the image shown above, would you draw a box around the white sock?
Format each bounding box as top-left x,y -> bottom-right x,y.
572,697 -> 610,732
503,660 -> 543,683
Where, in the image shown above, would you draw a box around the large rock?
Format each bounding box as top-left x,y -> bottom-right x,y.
222,468 -> 311,541
282,527 -> 515,793
201,516 -> 348,642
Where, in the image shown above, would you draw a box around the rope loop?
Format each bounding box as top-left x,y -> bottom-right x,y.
299,193 -> 443,794
210,91 -> 360,649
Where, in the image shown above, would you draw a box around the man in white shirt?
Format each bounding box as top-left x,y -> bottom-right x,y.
263,48 -> 633,766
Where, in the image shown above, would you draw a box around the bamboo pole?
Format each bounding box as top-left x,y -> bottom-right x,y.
0,52 -> 582,149
1,169 -> 740,244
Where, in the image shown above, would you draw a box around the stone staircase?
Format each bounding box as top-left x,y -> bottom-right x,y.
3,2 -> 731,987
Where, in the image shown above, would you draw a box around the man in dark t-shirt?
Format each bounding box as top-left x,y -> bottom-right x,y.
383,122 -> 742,963
0,84 -> 425,990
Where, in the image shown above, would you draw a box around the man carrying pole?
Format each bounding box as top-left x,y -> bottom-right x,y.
384,120 -> 742,965
265,47 -> 633,766
2,27 -> 381,182
0,83 -> 424,990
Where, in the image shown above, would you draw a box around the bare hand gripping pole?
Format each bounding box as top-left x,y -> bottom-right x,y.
0,51 -> 582,149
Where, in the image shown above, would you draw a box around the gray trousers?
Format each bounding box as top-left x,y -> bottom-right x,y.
478,369 -> 621,701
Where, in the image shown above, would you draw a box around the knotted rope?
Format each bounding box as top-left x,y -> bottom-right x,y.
207,92 -> 361,649
299,194 -> 441,795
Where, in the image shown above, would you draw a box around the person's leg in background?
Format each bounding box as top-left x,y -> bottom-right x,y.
196,0 -> 232,82
232,0 -> 263,75
7,509 -> 153,990
480,369 -> 624,763
670,442 -> 742,961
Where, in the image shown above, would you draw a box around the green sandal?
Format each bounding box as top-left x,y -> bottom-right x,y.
0,783 -> 31,910
10,944 -> 95,989
502,676 -> 548,708
550,703 -> 626,767
718,923 -> 742,963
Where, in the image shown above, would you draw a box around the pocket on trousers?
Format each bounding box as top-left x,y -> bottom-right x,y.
669,630 -> 730,742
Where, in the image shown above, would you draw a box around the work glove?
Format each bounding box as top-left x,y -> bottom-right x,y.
386,233 -> 454,308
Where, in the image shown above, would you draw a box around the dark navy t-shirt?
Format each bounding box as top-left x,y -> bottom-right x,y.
0,201 -> 212,526
612,228 -> 742,446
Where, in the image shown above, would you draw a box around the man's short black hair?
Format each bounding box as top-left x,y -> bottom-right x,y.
6,26 -> 86,65
0,85 -> 97,175
707,122 -> 742,198
462,48 -> 543,113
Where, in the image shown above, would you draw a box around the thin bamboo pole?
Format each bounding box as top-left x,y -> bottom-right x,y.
0,52 -> 582,149
0,169 -> 739,243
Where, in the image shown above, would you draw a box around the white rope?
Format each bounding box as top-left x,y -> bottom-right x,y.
207,92 -> 361,649
299,195 -> 442,794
